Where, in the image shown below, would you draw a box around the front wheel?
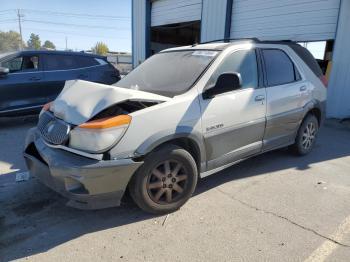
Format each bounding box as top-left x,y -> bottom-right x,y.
129,145 -> 198,214
290,114 -> 319,155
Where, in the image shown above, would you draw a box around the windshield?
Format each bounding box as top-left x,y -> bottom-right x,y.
0,52 -> 13,62
116,50 -> 219,97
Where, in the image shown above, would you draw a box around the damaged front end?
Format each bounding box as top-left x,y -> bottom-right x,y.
37,80 -> 170,156
23,80 -> 170,209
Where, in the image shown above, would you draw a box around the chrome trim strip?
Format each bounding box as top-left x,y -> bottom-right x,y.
0,104 -> 44,113
7,64 -> 104,75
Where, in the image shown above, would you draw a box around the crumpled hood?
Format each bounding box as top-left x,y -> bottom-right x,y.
51,80 -> 170,125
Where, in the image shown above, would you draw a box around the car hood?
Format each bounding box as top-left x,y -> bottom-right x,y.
51,80 -> 171,125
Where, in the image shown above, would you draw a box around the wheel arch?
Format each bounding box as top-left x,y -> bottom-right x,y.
302,99 -> 325,126
134,128 -> 206,173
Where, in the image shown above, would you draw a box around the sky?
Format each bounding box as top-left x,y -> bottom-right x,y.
0,0 -> 327,58
0,0 -> 131,52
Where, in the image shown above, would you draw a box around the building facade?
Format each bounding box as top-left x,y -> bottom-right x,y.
132,0 -> 350,119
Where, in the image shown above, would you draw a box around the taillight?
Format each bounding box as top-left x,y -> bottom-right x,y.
320,75 -> 328,87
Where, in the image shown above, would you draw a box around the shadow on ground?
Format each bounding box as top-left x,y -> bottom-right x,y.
0,119 -> 349,260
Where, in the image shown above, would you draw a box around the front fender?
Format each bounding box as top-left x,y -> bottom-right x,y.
135,126 -> 206,171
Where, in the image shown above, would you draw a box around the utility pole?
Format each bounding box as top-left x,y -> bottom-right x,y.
17,9 -> 24,50
65,36 -> 68,50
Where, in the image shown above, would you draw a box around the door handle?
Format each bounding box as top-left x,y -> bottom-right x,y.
29,76 -> 41,81
300,85 -> 307,91
255,95 -> 265,102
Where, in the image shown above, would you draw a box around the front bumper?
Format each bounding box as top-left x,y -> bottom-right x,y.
23,128 -> 143,210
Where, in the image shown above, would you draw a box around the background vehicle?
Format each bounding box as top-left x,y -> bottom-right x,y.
24,39 -> 327,214
0,50 -> 120,116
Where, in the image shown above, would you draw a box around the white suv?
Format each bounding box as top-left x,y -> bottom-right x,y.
24,39 -> 327,214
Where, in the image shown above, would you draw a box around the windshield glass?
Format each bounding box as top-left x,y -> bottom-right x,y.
0,52 -> 13,62
115,50 -> 219,97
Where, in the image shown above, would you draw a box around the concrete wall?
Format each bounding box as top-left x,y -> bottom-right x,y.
327,0 -> 350,118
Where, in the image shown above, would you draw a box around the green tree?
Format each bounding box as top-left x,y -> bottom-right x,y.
0,31 -> 25,52
92,42 -> 109,55
27,33 -> 41,50
42,40 -> 56,50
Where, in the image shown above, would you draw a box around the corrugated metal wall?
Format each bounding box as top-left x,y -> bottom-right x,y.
132,0 -> 147,67
230,0 -> 340,41
151,0 -> 202,27
327,0 -> 350,118
201,0 -> 228,42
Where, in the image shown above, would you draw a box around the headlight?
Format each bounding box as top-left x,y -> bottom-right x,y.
69,115 -> 131,153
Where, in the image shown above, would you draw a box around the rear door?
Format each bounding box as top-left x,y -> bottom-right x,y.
42,54 -> 91,101
261,47 -> 309,150
199,48 -> 266,171
0,54 -> 46,113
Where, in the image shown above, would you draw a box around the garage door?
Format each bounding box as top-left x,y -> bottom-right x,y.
151,0 -> 202,27
230,0 -> 340,41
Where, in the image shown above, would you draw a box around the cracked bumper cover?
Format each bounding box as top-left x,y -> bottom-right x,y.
23,128 -> 143,210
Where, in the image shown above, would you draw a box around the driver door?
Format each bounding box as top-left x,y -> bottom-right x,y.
199,49 -> 266,170
0,54 -> 45,113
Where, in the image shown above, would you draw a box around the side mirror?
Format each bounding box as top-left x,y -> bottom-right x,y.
0,67 -> 9,77
203,72 -> 242,99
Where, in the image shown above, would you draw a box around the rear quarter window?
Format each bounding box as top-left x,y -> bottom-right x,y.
289,44 -> 323,77
78,56 -> 100,67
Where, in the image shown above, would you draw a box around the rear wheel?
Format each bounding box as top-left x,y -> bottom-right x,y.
290,114 -> 319,155
129,145 -> 198,214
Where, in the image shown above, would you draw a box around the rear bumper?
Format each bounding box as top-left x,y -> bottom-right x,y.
23,128 -> 143,210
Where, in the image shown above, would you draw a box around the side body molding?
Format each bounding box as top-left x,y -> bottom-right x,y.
263,99 -> 325,152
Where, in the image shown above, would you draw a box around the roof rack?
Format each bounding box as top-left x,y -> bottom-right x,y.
197,38 -> 296,46
198,38 -> 260,45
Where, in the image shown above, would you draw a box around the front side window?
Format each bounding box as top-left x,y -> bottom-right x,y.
116,50 -> 219,97
262,49 -> 300,86
206,49 -> 258,89
1,55 -> 39,73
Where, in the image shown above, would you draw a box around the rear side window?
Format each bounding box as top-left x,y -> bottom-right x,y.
262,49 -> 300,86
44,55 -> 80,71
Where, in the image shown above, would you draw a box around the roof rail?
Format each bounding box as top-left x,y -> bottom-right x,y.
198,37 -> 260,45
196,38 -> 297,46
259,39 -> 294,43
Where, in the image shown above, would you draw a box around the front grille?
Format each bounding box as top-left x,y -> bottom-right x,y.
38,111 -> 70,145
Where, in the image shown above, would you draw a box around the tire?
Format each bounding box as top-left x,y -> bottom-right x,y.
129,145 -> 198,214
290,114 -> 319,156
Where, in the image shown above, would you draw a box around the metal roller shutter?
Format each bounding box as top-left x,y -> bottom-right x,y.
230,0 -> 340,41
151,0 -> 202,27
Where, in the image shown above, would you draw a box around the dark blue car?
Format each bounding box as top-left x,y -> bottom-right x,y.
0,50 -> 120,116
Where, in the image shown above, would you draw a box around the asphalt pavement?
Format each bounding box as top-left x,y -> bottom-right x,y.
0,116 -> 350,262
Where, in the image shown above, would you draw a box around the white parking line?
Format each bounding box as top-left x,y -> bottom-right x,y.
304,215 -> 350,262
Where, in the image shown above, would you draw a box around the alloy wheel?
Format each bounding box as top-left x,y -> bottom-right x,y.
146,160 -> 188,204
302,122 -> 316,150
